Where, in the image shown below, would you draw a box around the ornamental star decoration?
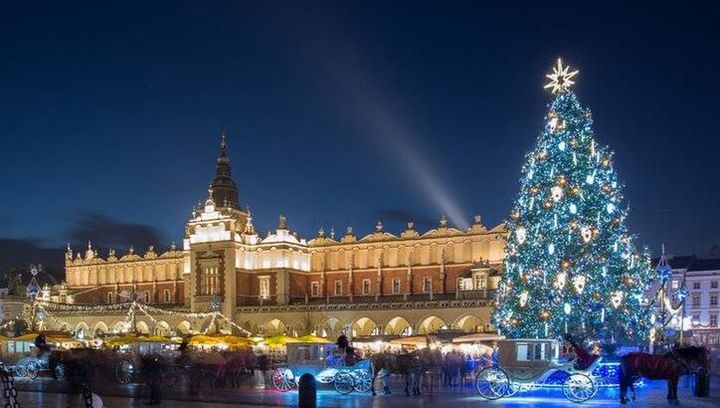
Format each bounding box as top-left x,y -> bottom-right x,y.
544,58 -> 579,93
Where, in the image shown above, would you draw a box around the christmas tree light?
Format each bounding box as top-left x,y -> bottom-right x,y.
493,59 -> 653,343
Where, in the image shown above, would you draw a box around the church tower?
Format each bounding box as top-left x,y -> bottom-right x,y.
211,131 -> 240,209
184,132 -> 249,319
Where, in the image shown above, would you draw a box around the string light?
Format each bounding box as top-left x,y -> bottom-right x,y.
493,60 -> 653,342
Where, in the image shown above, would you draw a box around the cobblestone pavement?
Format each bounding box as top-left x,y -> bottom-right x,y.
12,376 -> 720,408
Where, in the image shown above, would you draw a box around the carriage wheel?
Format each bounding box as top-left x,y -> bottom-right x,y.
115,360 -> 134,384
475,367 -> 510,400
563,373 -> 596,403
352,370 -> 372,393
54,364 -> 66,380
272,368 -> 295,392
161,366 -> 178,386
25,362 -> 39,380
13,366 -> 28,378
334,371 -> 355,394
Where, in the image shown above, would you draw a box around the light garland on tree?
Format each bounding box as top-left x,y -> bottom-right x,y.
493,59 -> 654,342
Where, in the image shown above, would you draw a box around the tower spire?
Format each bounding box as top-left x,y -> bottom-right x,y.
219,130 -> 228,157
209,130 -> 240,208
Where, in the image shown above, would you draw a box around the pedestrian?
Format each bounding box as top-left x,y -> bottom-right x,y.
142,354 -> 163,405
257,352 -> 269,389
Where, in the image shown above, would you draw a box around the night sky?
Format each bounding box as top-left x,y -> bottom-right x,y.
1,1 -> 719,274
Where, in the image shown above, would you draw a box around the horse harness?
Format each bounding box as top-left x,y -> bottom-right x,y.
667,350 -> 698,375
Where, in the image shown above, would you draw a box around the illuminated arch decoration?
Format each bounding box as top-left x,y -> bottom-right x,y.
416,315 -> 448,335
176,321 -> 192,335
384,316 -> 413,336
264,319 -> 287,336
352,317 -> 379,337
453,314 -> 485,332
94,321 -> 109,336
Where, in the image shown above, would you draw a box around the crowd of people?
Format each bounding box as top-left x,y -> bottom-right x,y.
2,333 -> 545,405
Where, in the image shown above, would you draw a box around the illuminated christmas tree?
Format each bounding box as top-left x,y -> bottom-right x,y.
493,59 -> 653,343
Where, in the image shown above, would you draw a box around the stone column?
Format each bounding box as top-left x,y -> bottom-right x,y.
222,247 -> 237,318
276,269 -> 290,305
440,253 -> 446,295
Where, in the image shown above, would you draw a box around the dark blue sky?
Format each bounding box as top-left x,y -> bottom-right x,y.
1,1 -> 719,272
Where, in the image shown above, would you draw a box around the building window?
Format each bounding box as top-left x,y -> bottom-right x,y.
362,279 -> 371,295
710,313 -> 718,327
474,274 -> 486,290
710,293 -> 718,307
107,292 -> 114,304
458,278 -> 473,291
311,282 -> 320,297
692,294 -> 701,308
201,266 -> 220,295
334,280 -> 342,296
392,279 -> 401,294
712,281 -> 719,289
671,280 -> 679,289
143,290 -> 150,303
693,282 -> 701,290
423,277 -> 432,293
259,276 -> 270,300
163,289 -> 171,303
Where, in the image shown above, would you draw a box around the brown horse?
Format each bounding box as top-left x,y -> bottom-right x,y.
370,349 -> 441,396
619,346 -> 709,405
370,351 -> 413,396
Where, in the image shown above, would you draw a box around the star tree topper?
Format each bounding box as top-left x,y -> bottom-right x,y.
544,58 -> 579,93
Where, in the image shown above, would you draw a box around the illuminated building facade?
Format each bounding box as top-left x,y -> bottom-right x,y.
57,134 -> 507,339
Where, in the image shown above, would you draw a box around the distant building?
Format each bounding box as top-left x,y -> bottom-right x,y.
49,133 -> 507,339
660,255 -> 720,346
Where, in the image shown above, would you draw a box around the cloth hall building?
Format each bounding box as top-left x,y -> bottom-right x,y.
51,135 -> 507,339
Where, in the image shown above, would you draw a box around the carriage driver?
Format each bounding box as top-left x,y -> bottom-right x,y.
336,334 -> 361,365
34,333 -> 51,355
336,333 -> 349,352
563,333 -> 599,370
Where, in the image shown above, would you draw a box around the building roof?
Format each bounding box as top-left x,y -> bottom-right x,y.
687,258 -> 720,272
666,255 -> 697,270
650,255 -> 720,272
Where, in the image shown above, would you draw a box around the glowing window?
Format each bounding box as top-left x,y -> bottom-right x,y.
259,276 -> 270,300
311,282 -> 320,297
362,279 -> 371,295
423,277 -> 432,293
392,279 -> 401,294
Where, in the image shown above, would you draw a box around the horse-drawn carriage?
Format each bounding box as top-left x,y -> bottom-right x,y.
475,338 -> 599,403
110,336 -> 184,385
2,334 -> 73,380
16,352 -> 66,380
271,343 -> 372,394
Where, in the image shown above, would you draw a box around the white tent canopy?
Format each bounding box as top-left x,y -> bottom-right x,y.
451,333 -> 505,344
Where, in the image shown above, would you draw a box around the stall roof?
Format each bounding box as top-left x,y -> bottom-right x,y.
260,335 -> 301,348
106,335 -> 180,346
451,333 -> 505,343
294,334 -> 331,344
390,335 -> 436,346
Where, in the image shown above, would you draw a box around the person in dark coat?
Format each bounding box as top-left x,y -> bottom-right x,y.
34,333 -> 51,354
336,334 -> 349,352
142,354 -> 163,405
